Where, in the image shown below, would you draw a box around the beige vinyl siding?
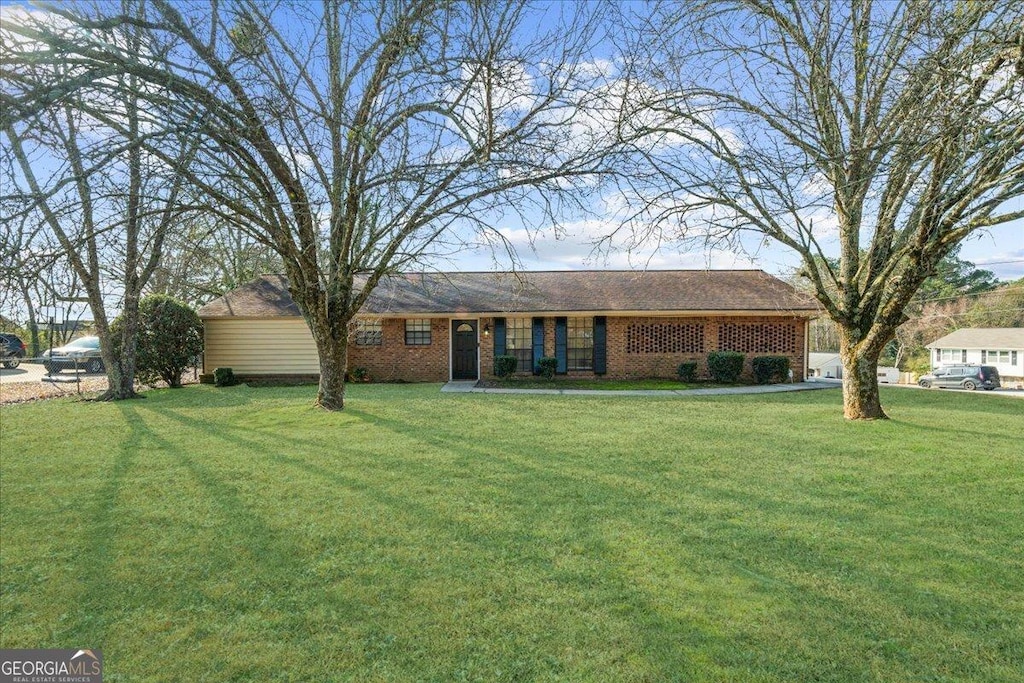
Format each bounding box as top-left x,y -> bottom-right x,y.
204,318 -> 318,374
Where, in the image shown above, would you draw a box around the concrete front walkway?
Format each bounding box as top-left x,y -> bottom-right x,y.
441,380 -> 842,397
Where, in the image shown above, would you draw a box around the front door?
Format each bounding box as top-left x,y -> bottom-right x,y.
451,320 -> 478,380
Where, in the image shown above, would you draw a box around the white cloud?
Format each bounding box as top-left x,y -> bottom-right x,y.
576,58 -> 616,80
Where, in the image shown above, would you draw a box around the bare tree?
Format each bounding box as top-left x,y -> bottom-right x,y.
0,195 -> 52,355
3,0 -> 629,410
621,0 -> 1024,418
148,214 -> 282,308
2,4 -> 199,398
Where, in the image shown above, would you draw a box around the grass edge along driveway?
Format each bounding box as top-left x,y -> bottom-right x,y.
1,384 -> 1022,682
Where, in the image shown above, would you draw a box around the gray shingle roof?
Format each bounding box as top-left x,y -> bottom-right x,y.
198,270 -> 820,318
926,328 -> 1024,349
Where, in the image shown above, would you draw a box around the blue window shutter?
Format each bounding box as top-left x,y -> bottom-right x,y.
593,316 -> 607,375
494,317 -> 506,356
1013,351 -> 1018,366
962,349 -> 967,363
982,350 -> 987,363
532,317 -> 545,374
555,317 -> 567,374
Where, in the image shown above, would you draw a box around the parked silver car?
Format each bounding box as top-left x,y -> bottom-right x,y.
41,336 -> 105,374
918,365 -> 1000,391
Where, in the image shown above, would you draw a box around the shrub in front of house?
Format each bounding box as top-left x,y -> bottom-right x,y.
112,294 -> 203,388
676,361 -> 698,382
708,351 -> 745,383
494,355 -> 518,378
213,367 -> 238,387
752,356 -> 790,384
538,356 -> 558,379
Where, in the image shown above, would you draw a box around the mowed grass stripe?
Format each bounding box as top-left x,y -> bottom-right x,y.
1,384 -> 1021,681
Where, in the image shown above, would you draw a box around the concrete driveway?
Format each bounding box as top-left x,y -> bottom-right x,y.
0,361 -> 102,384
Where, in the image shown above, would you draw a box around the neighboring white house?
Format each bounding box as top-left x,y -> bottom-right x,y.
875,366 -> 900,384
808,352 -> 843,379
926,328 -> 1024,380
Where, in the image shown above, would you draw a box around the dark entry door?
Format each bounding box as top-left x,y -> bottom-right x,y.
451,320 -> 478,380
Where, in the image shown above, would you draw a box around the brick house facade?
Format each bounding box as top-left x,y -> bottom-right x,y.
348,317 -> 450,382
199,271 -> 818,383
474,314 -> 808,381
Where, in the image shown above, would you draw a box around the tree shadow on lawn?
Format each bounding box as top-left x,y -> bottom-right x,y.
125,397 -> 1024,680
885,416 -> 1024,446
880,387 -> 1024,418
339,404 -> 1024,680
58,402 -> 366,677
138,401 -> 751,679
49,410 -> 139,648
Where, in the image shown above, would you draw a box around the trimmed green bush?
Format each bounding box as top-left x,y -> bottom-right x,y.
676,361 -> 698,382
213,367 -> 237,387
752,356 -> 790,384
708,351 -> 745,383
351,367 -> 369,382
112,294 -> 203,387
494,355 -> 518,378
537,356 -> 558,380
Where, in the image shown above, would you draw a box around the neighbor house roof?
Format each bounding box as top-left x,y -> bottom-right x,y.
926,328 -> 1024,349
198,270 -> 820,319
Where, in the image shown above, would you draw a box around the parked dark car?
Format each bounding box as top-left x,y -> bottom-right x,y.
41,336 -> 105,374
918,365 -> 1000,391
1,333 -> 27,369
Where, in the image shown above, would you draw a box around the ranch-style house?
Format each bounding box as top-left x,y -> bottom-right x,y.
197,270 -> 820,383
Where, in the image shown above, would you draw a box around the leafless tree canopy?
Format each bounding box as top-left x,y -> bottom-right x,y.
2,0 -> 631,409
2,3 -> 202,398
8,1 -> 1015,417
622,0 -> 1024,418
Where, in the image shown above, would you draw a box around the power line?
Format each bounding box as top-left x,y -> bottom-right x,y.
974,258 -> 1024,266
913,285 -> 1024,305
912,308 -> 1024,321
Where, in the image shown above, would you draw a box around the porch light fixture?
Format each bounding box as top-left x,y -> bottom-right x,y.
483,324 -> 491,337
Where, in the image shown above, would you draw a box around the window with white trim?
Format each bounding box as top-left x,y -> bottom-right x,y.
354,319 -> 382,346
405,319 -> 431,345
939,349 -> 963,363
506,318 -> 532,372
567,317 -> 593,371
985,350 -> 1012,364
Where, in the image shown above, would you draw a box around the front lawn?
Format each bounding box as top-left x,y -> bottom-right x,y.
1,385 -> 1022,681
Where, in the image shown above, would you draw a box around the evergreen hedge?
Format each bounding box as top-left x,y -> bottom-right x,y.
707,351 -> 745,383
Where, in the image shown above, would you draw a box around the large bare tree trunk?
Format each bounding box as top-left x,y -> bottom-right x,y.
839,334 -> 887,420
90,294 -> 140,401
108,306 -> 141,401
309,317 -> 349,411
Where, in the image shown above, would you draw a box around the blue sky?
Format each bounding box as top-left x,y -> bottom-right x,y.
442,188 -> 1024,282
3,0 -> 1022,312
432,2 -> 1024,282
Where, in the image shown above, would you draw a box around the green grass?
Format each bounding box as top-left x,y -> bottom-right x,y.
1,385 -> 1022,682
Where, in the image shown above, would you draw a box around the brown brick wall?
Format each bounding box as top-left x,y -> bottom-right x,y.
479,316 -> 495,376
345,314 -> 808,382
348,318 -> 450,382
610,315 -> 806,380
480,315 -> 808,381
